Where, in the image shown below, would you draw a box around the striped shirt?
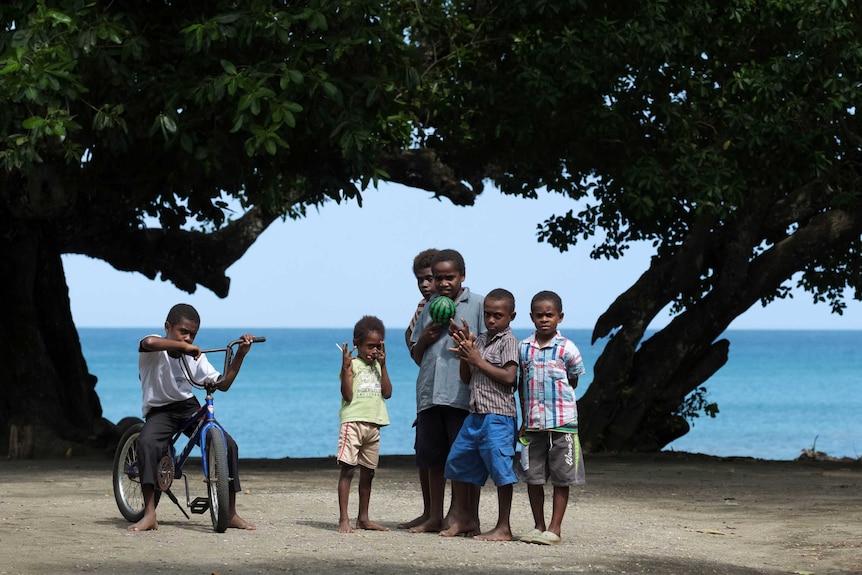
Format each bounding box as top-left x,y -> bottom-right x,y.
469,327 -> 519,417
519,332 -> 586,429
404,299 -> 427,349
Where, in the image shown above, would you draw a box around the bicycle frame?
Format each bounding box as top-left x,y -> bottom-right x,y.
168,392 -> 227,490
167,338 -> 263,509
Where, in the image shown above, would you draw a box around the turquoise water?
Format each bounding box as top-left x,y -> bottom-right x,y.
83,328 -> 862,461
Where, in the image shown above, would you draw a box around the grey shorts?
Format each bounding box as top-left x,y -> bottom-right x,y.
516,430 -> 586,486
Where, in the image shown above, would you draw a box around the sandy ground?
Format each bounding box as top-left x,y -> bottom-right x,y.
1,452 -> 861,575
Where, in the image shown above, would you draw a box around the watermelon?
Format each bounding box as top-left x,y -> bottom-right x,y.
428,296 -> 457,324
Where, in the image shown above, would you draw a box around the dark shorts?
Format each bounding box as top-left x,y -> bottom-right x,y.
140,397 -> 243,492
415,405 -> 468,468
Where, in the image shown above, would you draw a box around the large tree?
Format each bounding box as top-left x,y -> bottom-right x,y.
2,1 -> 860,455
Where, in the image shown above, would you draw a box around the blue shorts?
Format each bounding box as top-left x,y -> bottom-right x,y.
444,413 -> 518,487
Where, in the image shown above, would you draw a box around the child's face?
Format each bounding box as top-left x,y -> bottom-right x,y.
415,266 -> 435,300
354,330 -> 384,365
483,298 -> 515,338
165,318 -> 199,344
529,300 -> 563,340
431,260 -> 464,299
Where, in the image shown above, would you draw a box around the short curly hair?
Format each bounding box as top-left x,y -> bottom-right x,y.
166,303 -> 200,326
353,315 -> 386,343
412,248 -> 439,274
431,249 -> 465,275
530,290 -> 563,313
486,288 -> 515,313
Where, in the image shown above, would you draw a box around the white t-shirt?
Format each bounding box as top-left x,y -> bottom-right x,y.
138,335 -> 220,417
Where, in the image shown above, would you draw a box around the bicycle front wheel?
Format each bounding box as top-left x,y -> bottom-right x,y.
205,427 -> 230,533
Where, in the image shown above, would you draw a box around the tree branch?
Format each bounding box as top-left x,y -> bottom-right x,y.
62,206 -> 277,297
379,149 -> 483,206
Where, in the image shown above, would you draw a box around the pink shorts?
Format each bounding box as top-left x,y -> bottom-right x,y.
337,421 -> 381,469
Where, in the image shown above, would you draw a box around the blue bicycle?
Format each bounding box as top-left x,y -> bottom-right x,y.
112,336 -> 265,532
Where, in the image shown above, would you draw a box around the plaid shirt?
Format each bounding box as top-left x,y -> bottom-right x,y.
519,332 -> 586,429
469,327 -> 519,417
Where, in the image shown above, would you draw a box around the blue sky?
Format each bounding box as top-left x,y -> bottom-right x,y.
63,183 -> 862,331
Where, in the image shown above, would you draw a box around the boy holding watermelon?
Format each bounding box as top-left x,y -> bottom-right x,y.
407,249 -> 485,534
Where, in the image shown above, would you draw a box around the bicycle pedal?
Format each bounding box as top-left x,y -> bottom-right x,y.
189,497 -> 209,514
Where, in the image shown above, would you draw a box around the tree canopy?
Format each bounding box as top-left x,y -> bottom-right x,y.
2,0 -> 860,454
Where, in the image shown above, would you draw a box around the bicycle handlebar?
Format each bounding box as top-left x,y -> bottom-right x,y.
180,336 -> 266,391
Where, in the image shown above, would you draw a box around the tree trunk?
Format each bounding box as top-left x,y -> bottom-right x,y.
0,220 -> 113,457
579,202 -> 862,453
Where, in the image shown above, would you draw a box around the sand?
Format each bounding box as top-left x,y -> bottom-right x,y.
1,453 -> 860,574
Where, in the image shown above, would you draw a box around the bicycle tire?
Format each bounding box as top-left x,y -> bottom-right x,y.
112,423 -> 160,522
205,427 -> 230,533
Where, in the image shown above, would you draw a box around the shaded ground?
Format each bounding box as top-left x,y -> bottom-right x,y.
1,453 -> 860,574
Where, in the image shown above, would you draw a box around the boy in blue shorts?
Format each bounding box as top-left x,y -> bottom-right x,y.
407,249 -> 485,533
443,288 -> 519,541
337,316 -> 392,533
517,290 -> 586,545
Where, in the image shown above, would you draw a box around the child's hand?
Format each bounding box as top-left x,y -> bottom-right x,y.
236,333 -> 255,356
449,329 -> 480,363
448,318 -> 470,339
183,343 -> 202,360
419,322 -> 444,344
377,341 -> 386,367
447,329 -> 466,352
459,337 -> 481,365
339,342 -> 356,370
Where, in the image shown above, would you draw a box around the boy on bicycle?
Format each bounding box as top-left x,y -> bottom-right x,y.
130,303 -> 257,532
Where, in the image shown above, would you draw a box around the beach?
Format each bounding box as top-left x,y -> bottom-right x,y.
1,453 -> 860,574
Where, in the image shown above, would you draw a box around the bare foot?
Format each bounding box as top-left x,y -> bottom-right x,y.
355,519 -> 389,531
439,519 -> 478,538
398,513 -> 429,529
227,514 -> 256,530
128,516 -> 158,532
408,517 -> 444,533
474,526 -> 513,541
338,519 -> 354,534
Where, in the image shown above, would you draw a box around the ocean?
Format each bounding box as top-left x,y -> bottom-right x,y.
83,328 -> 862,461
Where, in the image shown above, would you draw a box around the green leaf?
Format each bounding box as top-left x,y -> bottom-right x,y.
0,59 -> 20,75
220,59 -> 237,75
160,114 -> 177,134
22,117 -> 45,129
288,70 -> 303,84
322,81 -> 338,97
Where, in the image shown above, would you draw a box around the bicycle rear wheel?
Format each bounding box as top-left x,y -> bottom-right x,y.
205,427 -> 230,533
112,423 -> 160,522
